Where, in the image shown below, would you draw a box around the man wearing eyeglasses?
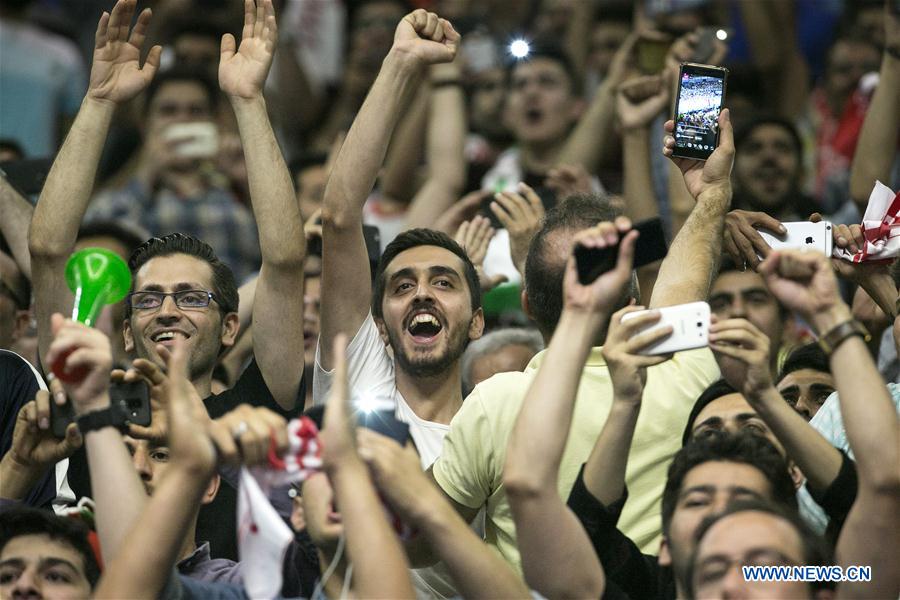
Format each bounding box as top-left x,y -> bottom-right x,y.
26,0 -> 305,560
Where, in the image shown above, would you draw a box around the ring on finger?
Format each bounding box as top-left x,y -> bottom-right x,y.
232,421 -> 249,439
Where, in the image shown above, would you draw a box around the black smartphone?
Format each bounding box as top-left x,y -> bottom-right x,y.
672,63 -> 728,161
50,380 -> 151,438
574,217 -> 668,285
111,380 -> 151,428
50,395 -> 77,438
360,409 -> 410,446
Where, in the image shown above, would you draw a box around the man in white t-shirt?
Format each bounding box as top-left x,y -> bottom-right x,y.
312,10 -> 480,468
312,11 -> 480,598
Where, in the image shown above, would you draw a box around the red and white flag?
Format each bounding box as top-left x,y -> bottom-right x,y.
237,416 -> 322,599
834,181 -> 900,263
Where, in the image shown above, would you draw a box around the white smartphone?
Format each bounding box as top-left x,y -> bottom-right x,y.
620,301 -> 710,356
164,122 -> 219,159
755,221 -> 833,258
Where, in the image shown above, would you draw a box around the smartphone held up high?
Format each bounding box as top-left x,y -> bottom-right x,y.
672,63 -> 727,161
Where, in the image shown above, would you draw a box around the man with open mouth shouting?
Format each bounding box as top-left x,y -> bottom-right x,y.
312,9 -> 481,598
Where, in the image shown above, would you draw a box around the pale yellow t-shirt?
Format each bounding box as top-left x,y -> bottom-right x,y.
432,346 -> 720,574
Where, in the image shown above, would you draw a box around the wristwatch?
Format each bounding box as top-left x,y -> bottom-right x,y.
76,407 -> 126,434
817,319 -> 871,355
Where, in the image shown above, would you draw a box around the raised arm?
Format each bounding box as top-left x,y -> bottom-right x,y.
29,0 -> 160,366
219,0 -> 306,410
759,250 -> 900,599
360,430 -> 529,600
0,177 -> 33,280
319,10 -> 459,369
403,60 -> 468,230
849,3 -> 900,212
96,337 -> 290,599
43,314 -> 145,564
708,317 -> 843,494
504,218 -> 641,599
650,109 -> 734,309
319,335 -> 416,599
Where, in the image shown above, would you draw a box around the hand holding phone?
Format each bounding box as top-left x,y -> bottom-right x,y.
620,301 -> 710,355
574,217 -> 668,285
755,221 -> 833,259
671,63 -> 728,161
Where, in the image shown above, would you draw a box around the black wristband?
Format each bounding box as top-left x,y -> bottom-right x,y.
76,406 -> 126,434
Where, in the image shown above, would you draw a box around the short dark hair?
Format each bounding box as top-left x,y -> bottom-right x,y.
686,499 -> 833,598
168,16 -> 225,45
0,507 -> 101,587
145,66 -> 219,114
661,431 -> 797,536
734,116 -> 803,161
78,220 -> 147,257
682,379 -> 739,446
288,152 -> 328,186
524,194 -> 619,337
372,228 -> 480,319
126,233 -> 238,319
507,42 -> 581,96
776,343 -> 830,384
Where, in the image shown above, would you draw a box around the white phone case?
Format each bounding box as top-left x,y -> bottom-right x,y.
756,221 -> 833,258
620,301 -> 710,356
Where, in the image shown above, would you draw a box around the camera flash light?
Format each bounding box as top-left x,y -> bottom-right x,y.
715,29 -> 728,41
509,39 -> 530,59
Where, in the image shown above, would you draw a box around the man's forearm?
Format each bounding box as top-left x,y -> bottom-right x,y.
85,424 -> 148,563
749,387 -> 842,493
849,53 -> 900,209
815,307 -> 900,492
231,96 -> 305,268
557,82 -> 618,172
583,401 -> 641,506
859,271 -> 898,319
650,187 -> 730,308
622,128 -> 659,222
94,468 -> 207,600
506,310 -> 604,491
0,178 -> 34,279
30,98 -> 115,256
331,463 -> 415,599
417,502 -> 529,599
30,97 -> 116,364
231,95 -> 306,409
323,51 -> 424,227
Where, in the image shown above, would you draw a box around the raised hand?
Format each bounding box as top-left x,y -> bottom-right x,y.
45,314 -> 113,414
392,9 -> 460,67
758,250 -> 849,332
209,404 -> 289,466
0,394 -> 83,500
219,0 -> 277,100
617,73 -> 670,131
663,108 -> 735,200
563,217 -> 637,316
544,164 -> 593,200
162,336 -> 216,475
602,306 -> 673,402
433,190 -> 487,236
723,210 -> 786,270
319,334 -> 357,474
709,316 -> 774,398
88,0 -> 161,104
357,429 -> 432,523
455,215 -> 506,291
491,183 -> 545,275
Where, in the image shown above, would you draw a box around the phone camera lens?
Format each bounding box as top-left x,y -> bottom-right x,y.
697,322 -> 702,327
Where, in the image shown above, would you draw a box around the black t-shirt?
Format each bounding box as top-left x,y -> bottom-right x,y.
198,359 -> 301,559
66,358 -> 304,561
0,350 -> 56,508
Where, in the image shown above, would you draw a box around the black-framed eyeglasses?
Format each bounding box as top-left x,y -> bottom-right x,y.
127,290 -> 217,311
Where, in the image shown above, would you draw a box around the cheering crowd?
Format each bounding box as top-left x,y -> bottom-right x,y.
1,0 -> 899,598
